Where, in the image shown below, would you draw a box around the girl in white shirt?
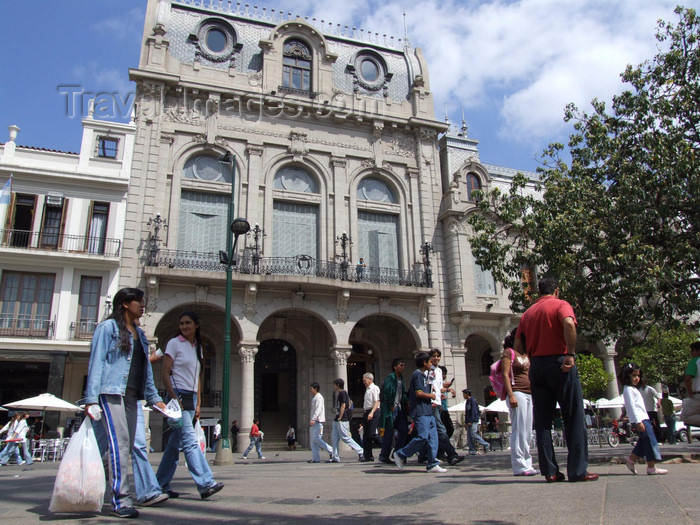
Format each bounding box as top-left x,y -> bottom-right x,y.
620,363 -> 667,475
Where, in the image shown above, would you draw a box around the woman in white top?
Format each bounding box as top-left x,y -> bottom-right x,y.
619,363 -> 667,475
156,311 -> 224,499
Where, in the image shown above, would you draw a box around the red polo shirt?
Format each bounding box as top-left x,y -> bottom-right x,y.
516,295 -> 576,357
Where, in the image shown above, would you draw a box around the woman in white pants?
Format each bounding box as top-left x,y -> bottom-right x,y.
502,328 -> 539,476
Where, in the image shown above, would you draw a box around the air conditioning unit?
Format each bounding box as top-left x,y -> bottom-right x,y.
46,194 -> 64,206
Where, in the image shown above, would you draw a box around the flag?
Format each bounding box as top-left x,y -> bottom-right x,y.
0,177 -> 11,205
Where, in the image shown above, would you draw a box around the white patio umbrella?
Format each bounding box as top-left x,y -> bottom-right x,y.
484,398 -> 509,413
4,393 -> 83,438
447,401 -> 485,412
596,395 -> 625,409
669,396 -> 683,409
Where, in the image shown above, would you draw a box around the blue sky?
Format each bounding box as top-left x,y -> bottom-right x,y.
0,0 -> 692,171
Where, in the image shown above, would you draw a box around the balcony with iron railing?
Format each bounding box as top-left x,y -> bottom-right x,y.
147,249 -> 430,288
0,229 -> 121,258
0,316 -> 54,338
69,320 -> 97,341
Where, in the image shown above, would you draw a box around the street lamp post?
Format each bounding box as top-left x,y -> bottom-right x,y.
247,223 -> 265,274
335,232 -> 351,281
215,152 -> 250,466
421,240 -> 434,288
146,213 -> 167,265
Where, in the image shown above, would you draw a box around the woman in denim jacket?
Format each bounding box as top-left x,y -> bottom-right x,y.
85,287 -> 165,519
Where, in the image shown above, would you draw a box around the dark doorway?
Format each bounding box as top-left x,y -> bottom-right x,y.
0,360 -> 49,425
254,339 -> 297,444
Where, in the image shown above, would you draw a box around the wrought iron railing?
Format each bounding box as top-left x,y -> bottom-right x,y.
70,320 -> 97,341
0,316 -> 54,338
0,229 -> 121,257
147,250 -> 429,287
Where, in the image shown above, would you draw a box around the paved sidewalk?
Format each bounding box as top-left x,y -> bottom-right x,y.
1,442 -> 698,524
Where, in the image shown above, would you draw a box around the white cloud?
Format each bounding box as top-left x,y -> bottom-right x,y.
93,7 -> 145,41
285,0 -> 683,145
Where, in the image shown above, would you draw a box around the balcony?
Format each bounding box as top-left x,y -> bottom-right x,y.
0,316 -> 54,338
147,250 -> 429,288
0,229 -> 121,257
69,320 -> 97,341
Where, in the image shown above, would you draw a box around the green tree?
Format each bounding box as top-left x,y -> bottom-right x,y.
577,354 -> 613,401
467,6 -> 700,342
626,325 -> 697,388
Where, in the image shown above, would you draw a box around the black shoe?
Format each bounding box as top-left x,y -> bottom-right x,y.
200,482 -> 224,500
448,455 -> 465,466
111,507 -> 139,519
417,457 -> 426,464
359,457 -> 374,462
139,493 -> 169,507
378,457 -> 393,464
166,490 -> 179,499
308,460 -> 320,463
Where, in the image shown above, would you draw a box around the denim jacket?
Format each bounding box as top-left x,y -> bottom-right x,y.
85,319 -> 162,406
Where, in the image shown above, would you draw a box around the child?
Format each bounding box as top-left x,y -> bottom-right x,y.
619,363 -> 668,475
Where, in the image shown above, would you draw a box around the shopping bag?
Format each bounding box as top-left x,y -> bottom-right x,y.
49,418 -> 106,513
195,420 -> 207,454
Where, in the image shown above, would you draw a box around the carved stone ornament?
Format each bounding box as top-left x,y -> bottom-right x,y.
331,349 -> 351,366
361,158 -> 376,169
153,23 -> 167,37
246,145 -> 264,157
379,297 -> 391,313
195,285 -> 208,303
239,345 -> 259,363
419,296 -> 432,326
288,131 -> 309,161
248,72 -> 262,87
191,134 -> 207,144
451,313 -> 471,343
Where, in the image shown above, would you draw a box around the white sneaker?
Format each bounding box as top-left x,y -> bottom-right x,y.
647,466 -> 668,475
259,456 -> 266,459
18,461 -> 26,466
427,465 -> 447,473
394,454 -> 405,470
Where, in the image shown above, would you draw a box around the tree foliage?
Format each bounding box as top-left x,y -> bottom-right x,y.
577,354 -> 613,401
626,325 -> 698,388
467,6 -> 700,342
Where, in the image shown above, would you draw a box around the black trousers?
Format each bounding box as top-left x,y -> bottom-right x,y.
530,355 -> 588,480
362,410 -> 379,459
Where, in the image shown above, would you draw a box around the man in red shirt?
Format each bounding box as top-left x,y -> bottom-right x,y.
515,276 -> 598,483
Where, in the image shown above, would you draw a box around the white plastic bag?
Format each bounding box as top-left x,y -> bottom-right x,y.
195,420 -> 207,454
49,418 -> 106,513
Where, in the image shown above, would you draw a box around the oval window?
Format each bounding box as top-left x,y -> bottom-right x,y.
206,28 -> 227,53
360,59 -> 379,82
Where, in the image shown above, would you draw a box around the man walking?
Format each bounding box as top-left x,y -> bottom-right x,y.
393,352 -> 446,473
463,389 -> 490,455
378,359 -> 409,464
660,391 -> 676,445
361,373 -> 381,462
308,382 -> 333,463
515,275 -> 598,482
328,378 -> 364,462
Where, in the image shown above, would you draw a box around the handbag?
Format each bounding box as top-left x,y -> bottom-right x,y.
178,392 -> 195,411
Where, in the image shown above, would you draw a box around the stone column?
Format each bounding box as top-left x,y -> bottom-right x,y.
599,341 -> 621,419
238,342 -> 258,438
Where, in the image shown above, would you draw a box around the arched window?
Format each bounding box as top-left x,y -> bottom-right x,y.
466,173 -> 481,202
183,154 -> 232,183
282,39 -> 312,92
272,166 -> 319,260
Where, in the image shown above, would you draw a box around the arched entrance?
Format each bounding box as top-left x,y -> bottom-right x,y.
254,339 -> 297,445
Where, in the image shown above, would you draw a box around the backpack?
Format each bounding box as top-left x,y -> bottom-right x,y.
489,348 -> 515,400
344,392 -> 354,416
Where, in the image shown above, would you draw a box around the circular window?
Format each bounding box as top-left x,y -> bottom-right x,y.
206,28 -> 227,53
274,166 -> 318,193
357,178 -> 395,203
192,157 -> 223,181
353,52 -> 386,89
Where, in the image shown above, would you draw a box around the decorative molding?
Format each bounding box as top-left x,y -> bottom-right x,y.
450,283 -> 463,297
248,72 -> 262,87
244,283 -> 257,318
405,167 -> 420,179
195,285 -> 208,303
379,297 -> 391,313
372,120 -> 384,141
291,289 -> 305,309
191,134 -> 207,144
419,296 -> 432,326
337,289 -> 350,323
330,156 -> 347,168
451,313 -> 471,343
246,144 -> 264,157
361,158 -> 376,169
388,134 -> 415,158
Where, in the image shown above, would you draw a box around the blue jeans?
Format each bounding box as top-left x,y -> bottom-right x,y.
632,419 -> 662,462
395,414 -> 438,470
133,405 -> 162,503
156,392 -> 216,494
467,422 -> 490,453
242,436 -> 262,458
664,415 -> 676,444
331,420 -> 362,460
0,441 -> 22,464
309,421 -> 332,462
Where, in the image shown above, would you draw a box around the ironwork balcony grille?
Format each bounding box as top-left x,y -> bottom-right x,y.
0,316 -> 54,338
0,229 -> 121,257
70,320 -> 97,341
148,250 -> 428,288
